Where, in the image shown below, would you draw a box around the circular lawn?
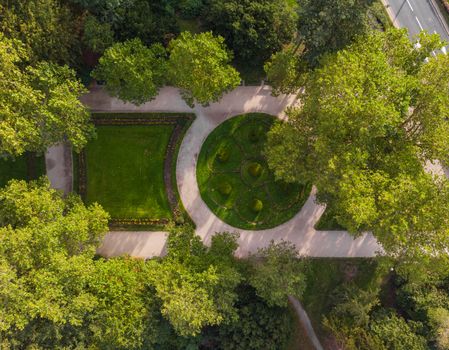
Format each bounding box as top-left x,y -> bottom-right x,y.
196,113 -> 311,230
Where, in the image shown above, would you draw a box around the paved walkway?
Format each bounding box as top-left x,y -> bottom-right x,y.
83,85 -> 381,258
45,143 -> 72,195
288,296 -> 324,350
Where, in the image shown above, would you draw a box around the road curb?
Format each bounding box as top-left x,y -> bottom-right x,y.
429,0 -> 449,36
380,0 -> 399,28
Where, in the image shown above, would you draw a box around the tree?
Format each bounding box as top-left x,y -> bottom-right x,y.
0,35 -> 93,156
148,226 -> 241,336
264,45 -> 306,96
88,257 -> 159,349
0,178 -> 109,346
203,0 -> 297,62
168,31 -> 240,107
217,287 -> 294,350
266,29 -> 449,258
92,38 -> 168,105
113,0 -> 179,45
428,308 -> 449,349
249,240 -> 306,307
0,0 -> 80,65
69,0 -> 178,45
370,312 -> 427,350
82,14 -> 114,54
297,0 -> 374,65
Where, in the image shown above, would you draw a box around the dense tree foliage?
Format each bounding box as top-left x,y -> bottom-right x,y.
264,45 -> 306,96
297,0 -> 374,65
168,31 -> 240,107
0,178 -> 109,347
70,0 -> 178,46
82,14 -> 114,54
266,29 -> 449,258
216,287 -> 294,350
149,226 -> 241,336
92,39 -> 168,105
203,0 -> 297,62
249,240 -> 307,307
0,0 -> 81,65
0,182 -> 303,348
0,35 -> 93,156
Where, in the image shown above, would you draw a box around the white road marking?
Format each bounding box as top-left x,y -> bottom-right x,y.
406,0 -> 414,11
442,46 -> 447,55
416,16 -> 424,31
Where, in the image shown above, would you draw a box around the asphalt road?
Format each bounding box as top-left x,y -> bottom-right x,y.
384,0 -> 449,52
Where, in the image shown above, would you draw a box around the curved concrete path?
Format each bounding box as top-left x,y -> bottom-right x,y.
81,85 -> 381,258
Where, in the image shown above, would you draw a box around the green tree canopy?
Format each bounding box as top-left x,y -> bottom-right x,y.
82,14 -> 114,54
297,0 -> 374,65
168,31 -> 240,107
88,257 -> 159,349
264,44 -> 306,96
203,0 -> 297,62
71,0 -> 179,45
148,226 -> 241,336
217,286 -> 294,350
92,38 -> 168,105
249,240 -> 307,307
0,0 -> 80,65
0,35 -> 93,156
0,178 -> 109,346
266,29 -> 449,258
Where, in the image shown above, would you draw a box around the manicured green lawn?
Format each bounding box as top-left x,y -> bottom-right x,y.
0,153 -> 46,188
197,113 -> 311,230
84,125 -> 174,220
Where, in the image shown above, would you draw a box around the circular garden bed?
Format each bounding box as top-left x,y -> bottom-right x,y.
196,113 -> 311,230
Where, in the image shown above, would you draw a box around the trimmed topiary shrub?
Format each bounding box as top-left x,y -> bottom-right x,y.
248,162 -> 262,177
216,147 -> 230,163
218,181 -> 232,196
252,198 -> 263,212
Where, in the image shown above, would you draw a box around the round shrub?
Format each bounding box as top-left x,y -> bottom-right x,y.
248,162 -> 262,177
216,147 -> 230,163
252,199 -> 263,212
218,182 -> 232,196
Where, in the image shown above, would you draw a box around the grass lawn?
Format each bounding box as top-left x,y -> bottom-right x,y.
197,113 -> 311,230
84,125 -> 174,221
301,258 -> 389,342
0,153 -> 46,188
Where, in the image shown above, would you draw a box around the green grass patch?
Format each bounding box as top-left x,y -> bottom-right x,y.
0,153 -> 46,188
197,113 -> 311,230
84,125 -> 174,221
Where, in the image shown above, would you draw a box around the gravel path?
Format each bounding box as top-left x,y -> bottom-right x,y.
82,85 -> 381,258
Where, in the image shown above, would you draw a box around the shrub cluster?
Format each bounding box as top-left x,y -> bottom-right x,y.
252,199 -> 263,212
217,147 -> 230,163
218,181 -> 233,196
